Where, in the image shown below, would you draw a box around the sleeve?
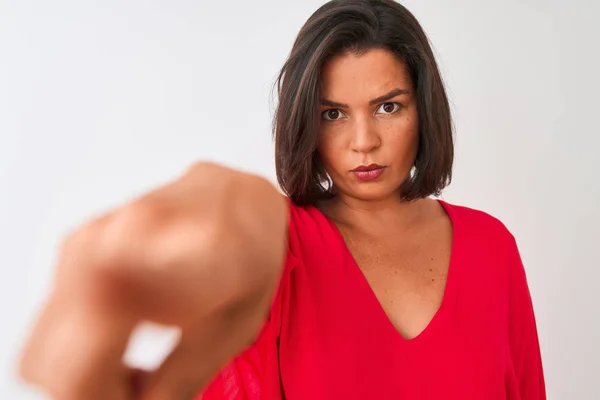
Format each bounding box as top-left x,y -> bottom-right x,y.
196,197 -> 299,400
507,235 -> 546,400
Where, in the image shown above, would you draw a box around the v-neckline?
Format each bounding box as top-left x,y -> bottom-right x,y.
312,199 -> 458,344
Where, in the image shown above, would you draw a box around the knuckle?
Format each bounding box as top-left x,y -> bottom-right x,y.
114,202 -> 161,237
60,224 -> 93,256
55,205 -> 158,289
57,221 -> 105,275
61,212 -> 113,254
94,203 -> 162,262
184,160 -> 220,176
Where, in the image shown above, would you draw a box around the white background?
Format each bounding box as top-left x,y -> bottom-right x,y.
1,0 -> 599,398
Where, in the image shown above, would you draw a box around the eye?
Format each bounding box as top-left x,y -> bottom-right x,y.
321,109 -> 346,121
376,102 -> 401,115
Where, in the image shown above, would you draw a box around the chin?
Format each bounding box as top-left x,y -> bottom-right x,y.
347,184 -> 400,202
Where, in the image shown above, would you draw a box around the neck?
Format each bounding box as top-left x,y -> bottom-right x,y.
321,192 -> 427,236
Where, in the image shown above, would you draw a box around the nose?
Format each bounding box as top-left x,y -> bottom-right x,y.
350,115 -> 381,154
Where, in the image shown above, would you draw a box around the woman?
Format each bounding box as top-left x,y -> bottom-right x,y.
19,1 -> 545,399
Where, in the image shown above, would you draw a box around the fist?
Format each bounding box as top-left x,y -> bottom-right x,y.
19,162 -> 287,400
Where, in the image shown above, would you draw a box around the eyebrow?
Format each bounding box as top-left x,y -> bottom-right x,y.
320,88 -> 410,108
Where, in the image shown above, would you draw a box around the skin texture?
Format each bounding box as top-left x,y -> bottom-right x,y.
316,49 -> 453,340
18,162 -> 288,400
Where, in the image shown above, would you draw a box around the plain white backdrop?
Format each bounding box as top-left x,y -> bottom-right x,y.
1,0 -> 599,398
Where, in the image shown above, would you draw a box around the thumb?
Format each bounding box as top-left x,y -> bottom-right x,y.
140,319 -> 248,400
139,279 -> 272,400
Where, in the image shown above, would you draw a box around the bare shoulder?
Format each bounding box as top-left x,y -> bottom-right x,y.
418,197 -> 454,245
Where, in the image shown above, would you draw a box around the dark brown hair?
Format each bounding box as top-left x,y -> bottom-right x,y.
273,0 -> 453,206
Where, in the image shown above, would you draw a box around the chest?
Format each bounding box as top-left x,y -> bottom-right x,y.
338,218 -> 452,340
278,204 -> 514,399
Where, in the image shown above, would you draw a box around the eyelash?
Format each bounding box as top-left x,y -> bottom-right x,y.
321,102 -> 402,121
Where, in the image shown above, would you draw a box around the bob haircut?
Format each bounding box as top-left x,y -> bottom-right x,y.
273,0 -> 453,206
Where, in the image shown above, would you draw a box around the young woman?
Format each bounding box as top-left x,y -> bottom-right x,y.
19,1 -> 545,399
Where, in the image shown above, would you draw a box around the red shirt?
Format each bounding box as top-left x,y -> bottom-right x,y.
199,199 -> 546,399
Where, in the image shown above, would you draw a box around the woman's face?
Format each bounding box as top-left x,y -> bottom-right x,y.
317,48 -> 419,202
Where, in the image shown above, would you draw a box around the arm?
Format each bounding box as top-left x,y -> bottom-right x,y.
18,162 -> 289,400
507,235 -> 546,399
199,196 -> 298,400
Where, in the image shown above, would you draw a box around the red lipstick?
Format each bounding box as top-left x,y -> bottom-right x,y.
351,164 -> 386,182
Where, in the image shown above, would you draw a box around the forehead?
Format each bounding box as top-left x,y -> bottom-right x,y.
320,48 -> 413,100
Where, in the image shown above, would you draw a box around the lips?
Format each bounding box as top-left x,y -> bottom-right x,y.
351,163 -> 385,172
350,164 -> 386,182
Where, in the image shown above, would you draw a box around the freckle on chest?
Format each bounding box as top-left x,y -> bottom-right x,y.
338,218 -> 452,340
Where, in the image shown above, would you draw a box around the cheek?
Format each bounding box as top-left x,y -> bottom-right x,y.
388,116 -> 418,148
317,133 -> 339,169
382,121 -> 419,170
402,108 -> 419,137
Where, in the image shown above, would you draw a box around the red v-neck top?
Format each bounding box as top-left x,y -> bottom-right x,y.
199,199 -> 546,399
